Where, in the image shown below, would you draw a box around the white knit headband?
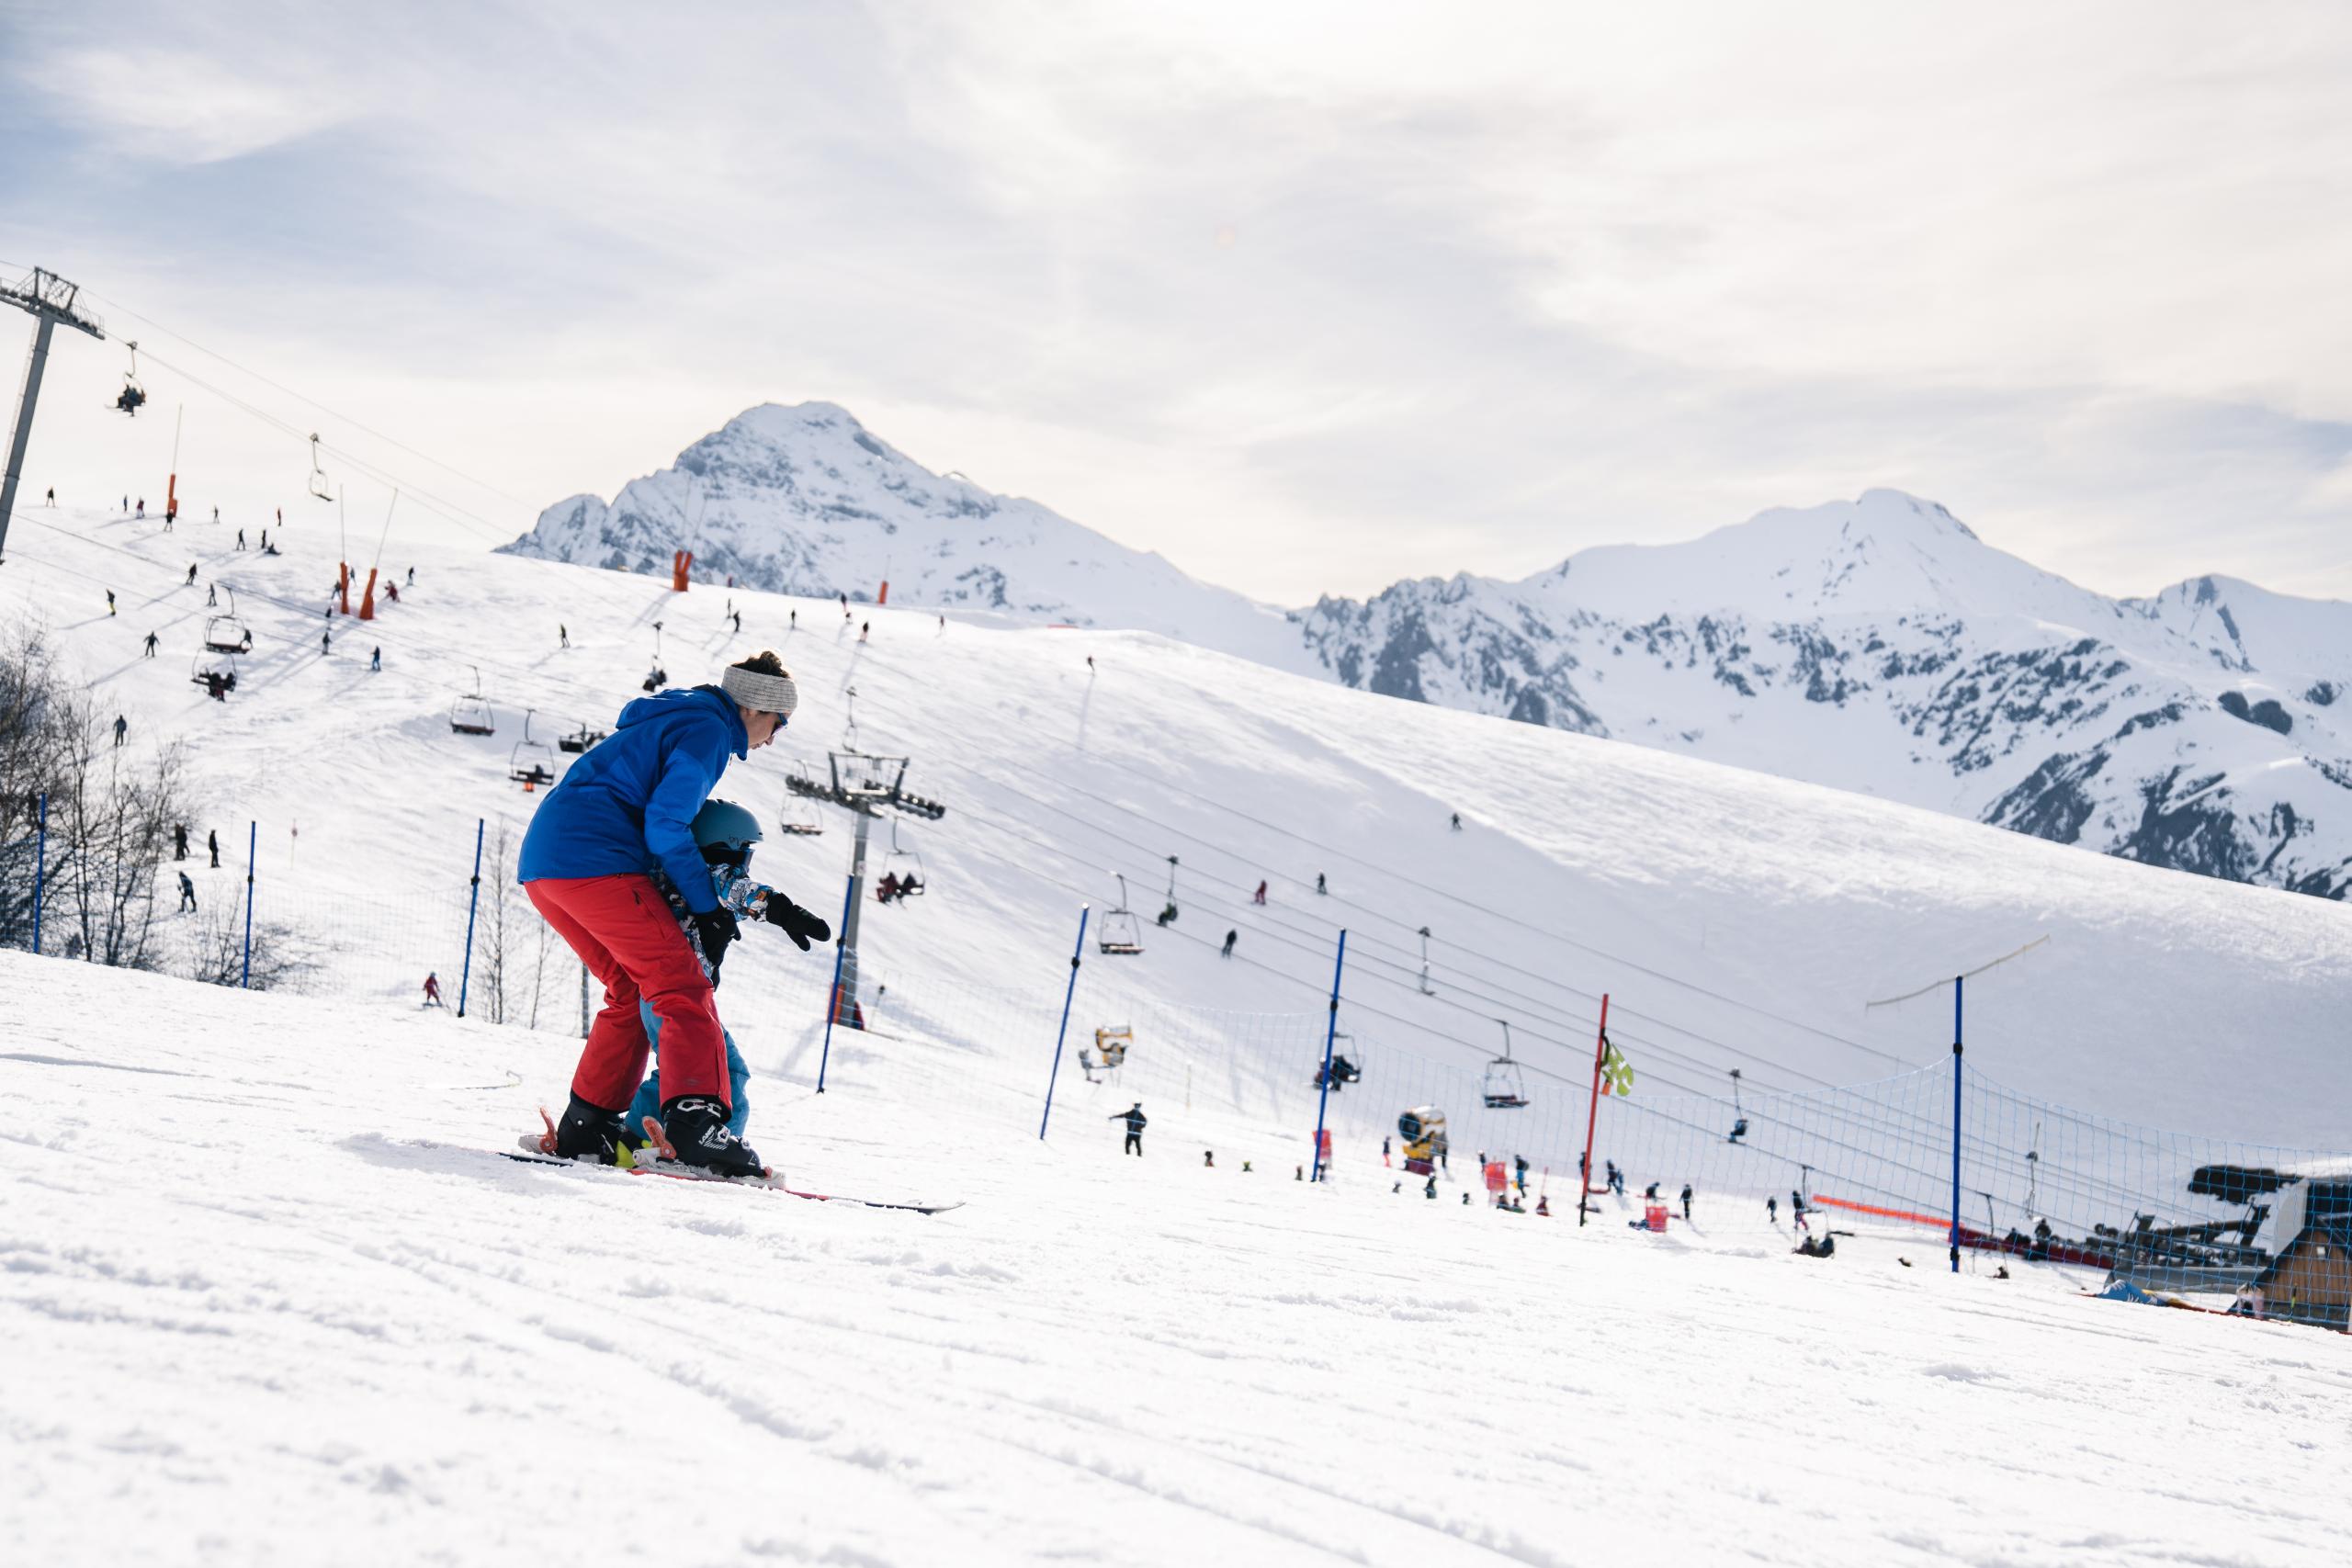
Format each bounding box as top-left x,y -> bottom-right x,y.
720,665 -> 799,716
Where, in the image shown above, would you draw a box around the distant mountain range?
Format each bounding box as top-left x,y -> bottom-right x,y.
506,407 -> 2352,900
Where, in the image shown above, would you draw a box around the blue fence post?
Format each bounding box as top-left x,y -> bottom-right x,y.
1038,905 -> 1090,1140
457,819 -> 484,1018
1310,930 -> 1349,1181
241,820 -> 256,988
816,873 -> 855,1092
1950,974 -> 1964,1274
30,792 -> 46,955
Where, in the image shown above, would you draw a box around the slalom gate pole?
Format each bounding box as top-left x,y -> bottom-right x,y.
1309,929 -> 1348,1180
1950,974 -> 1964,1274
30,792 -> 45,955
240,820 -> 256,988
816,873 -> 854,1092
1038,905 -> 1090,1140
1577,992 -> 1611,1226
457,819 -> 484,1018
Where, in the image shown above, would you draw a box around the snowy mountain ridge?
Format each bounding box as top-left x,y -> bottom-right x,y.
501,401 -> 1310,672
1302,489 -> 2352,901
508,406 -> 2352,900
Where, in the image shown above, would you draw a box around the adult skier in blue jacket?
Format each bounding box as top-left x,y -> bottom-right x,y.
520,650 -> 830,1174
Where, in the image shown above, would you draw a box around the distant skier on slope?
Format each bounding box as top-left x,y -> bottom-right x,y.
617,800 -> 830,1147
1111,1103 -> 1147,1156
423,973 -> 445,1008
177,871 -> 197,911
208,829 -> 220,868
518,651 -> 823,1177
1221,929 -> 1237,958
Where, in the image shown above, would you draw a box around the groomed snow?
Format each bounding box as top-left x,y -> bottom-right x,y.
6,951 -> 2349,1567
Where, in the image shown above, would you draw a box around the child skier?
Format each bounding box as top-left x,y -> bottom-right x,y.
519,651 -> 829,1176
618,799 -> 826,1145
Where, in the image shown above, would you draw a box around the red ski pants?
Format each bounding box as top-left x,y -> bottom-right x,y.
526,874 -> 728,1112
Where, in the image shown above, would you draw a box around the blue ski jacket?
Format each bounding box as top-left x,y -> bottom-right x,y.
516,685 -> 746,912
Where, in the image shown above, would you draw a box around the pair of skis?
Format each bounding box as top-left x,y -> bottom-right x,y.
511,1108 -> 960,1215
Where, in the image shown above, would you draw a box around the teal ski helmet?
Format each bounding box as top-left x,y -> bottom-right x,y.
691,799 -> 764,854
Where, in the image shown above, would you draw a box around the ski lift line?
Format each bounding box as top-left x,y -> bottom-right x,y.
77,286 -> 544,513
906,744 -> 1857,1093
1863,936 -> 2053,1010
840,674 -> 1912,1071
945,800 -> 1749,1102
122,344 -> 518,546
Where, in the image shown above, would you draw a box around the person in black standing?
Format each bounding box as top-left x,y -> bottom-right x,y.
1680,1182 -> 1693,1222
209,829 -> 220,869
1221,929 -> 1236,958
1111,1102 -> 1147,1156
177,871 -> 198,912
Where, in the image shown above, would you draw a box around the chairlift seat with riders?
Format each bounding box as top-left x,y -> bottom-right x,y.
448,665 -> 496,737
112,343 -> 147,416
189,651 -> 238,696
1482,1021 -> 1529,1110
509,710 -> 557,789
557,723 -> 605,755
1097,872 -> 1143,954
876,820 -> 926,903
1094,1025 -> 1132,1070
1397,1106 -> 1448,1175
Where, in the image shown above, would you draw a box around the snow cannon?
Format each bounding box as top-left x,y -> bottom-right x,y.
1397,1107 -> 1447,1176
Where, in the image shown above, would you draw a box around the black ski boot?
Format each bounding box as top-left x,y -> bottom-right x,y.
658,1095 -> 767,1179
553,1092 -> 629,1164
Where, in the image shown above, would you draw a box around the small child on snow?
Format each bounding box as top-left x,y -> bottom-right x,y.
621,799 -> 829,1146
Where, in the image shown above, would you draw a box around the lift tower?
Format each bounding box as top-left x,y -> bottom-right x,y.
0,268 -> 106,563
784,723 -> 947,1027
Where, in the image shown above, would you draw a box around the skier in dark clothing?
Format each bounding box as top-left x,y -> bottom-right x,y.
1514,1154 -> 1530,1196
112,714 -> 127,748
1606,1159 -> 1623,1196
173,825 -> 187,861
1791,1190 -> 1810,1233
1221,929 -> 1236,958
1112,1103 -> 1147,1155
1768,1195 -> 1779,1224
1680,1183 -> 1693,1222
107,591 -> 117,616
369,647 -> 381,672
209,830 -> 220,868
177,871 -> 197,911
143,632 -> 159,658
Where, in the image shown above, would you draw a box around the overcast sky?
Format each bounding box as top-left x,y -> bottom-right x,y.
5,2 -> 2351,605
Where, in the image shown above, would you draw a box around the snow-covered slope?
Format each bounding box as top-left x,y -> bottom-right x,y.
501,401 -> 1310,671
1302,489 -> 2352,899
8,951 -> 2348,1567
6,501 -> 2349,1147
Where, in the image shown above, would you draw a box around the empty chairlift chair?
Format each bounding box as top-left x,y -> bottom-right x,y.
448,665 -> 496,737
1097,873 -> 1143,954
1482,1021 -> 1529,1111
775,761 -> 826,835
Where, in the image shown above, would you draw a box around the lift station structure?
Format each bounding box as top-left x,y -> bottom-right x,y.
784,723 -> 947,1026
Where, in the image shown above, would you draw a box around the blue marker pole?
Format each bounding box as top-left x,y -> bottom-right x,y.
1950,974 -> 1964,1274
816,873 -> 855,1092
30,792 -> 46,955
1310,930 -> 1349,1181
241,820 -> 256,987
457,819 -> 484,1017
1039,906 -> 1090,1140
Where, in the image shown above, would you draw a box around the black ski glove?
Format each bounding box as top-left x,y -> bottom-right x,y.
692,908 -> 740,980
763,896 -> 832,952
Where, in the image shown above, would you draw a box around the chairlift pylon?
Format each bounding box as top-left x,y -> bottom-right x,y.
510,708 -> 557,789
201,585 -> 253,654
1098,872 -> 1143,955
448,665 -> 495,736
1482,1020 -> 1529,1110
306,434 -> 334,503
